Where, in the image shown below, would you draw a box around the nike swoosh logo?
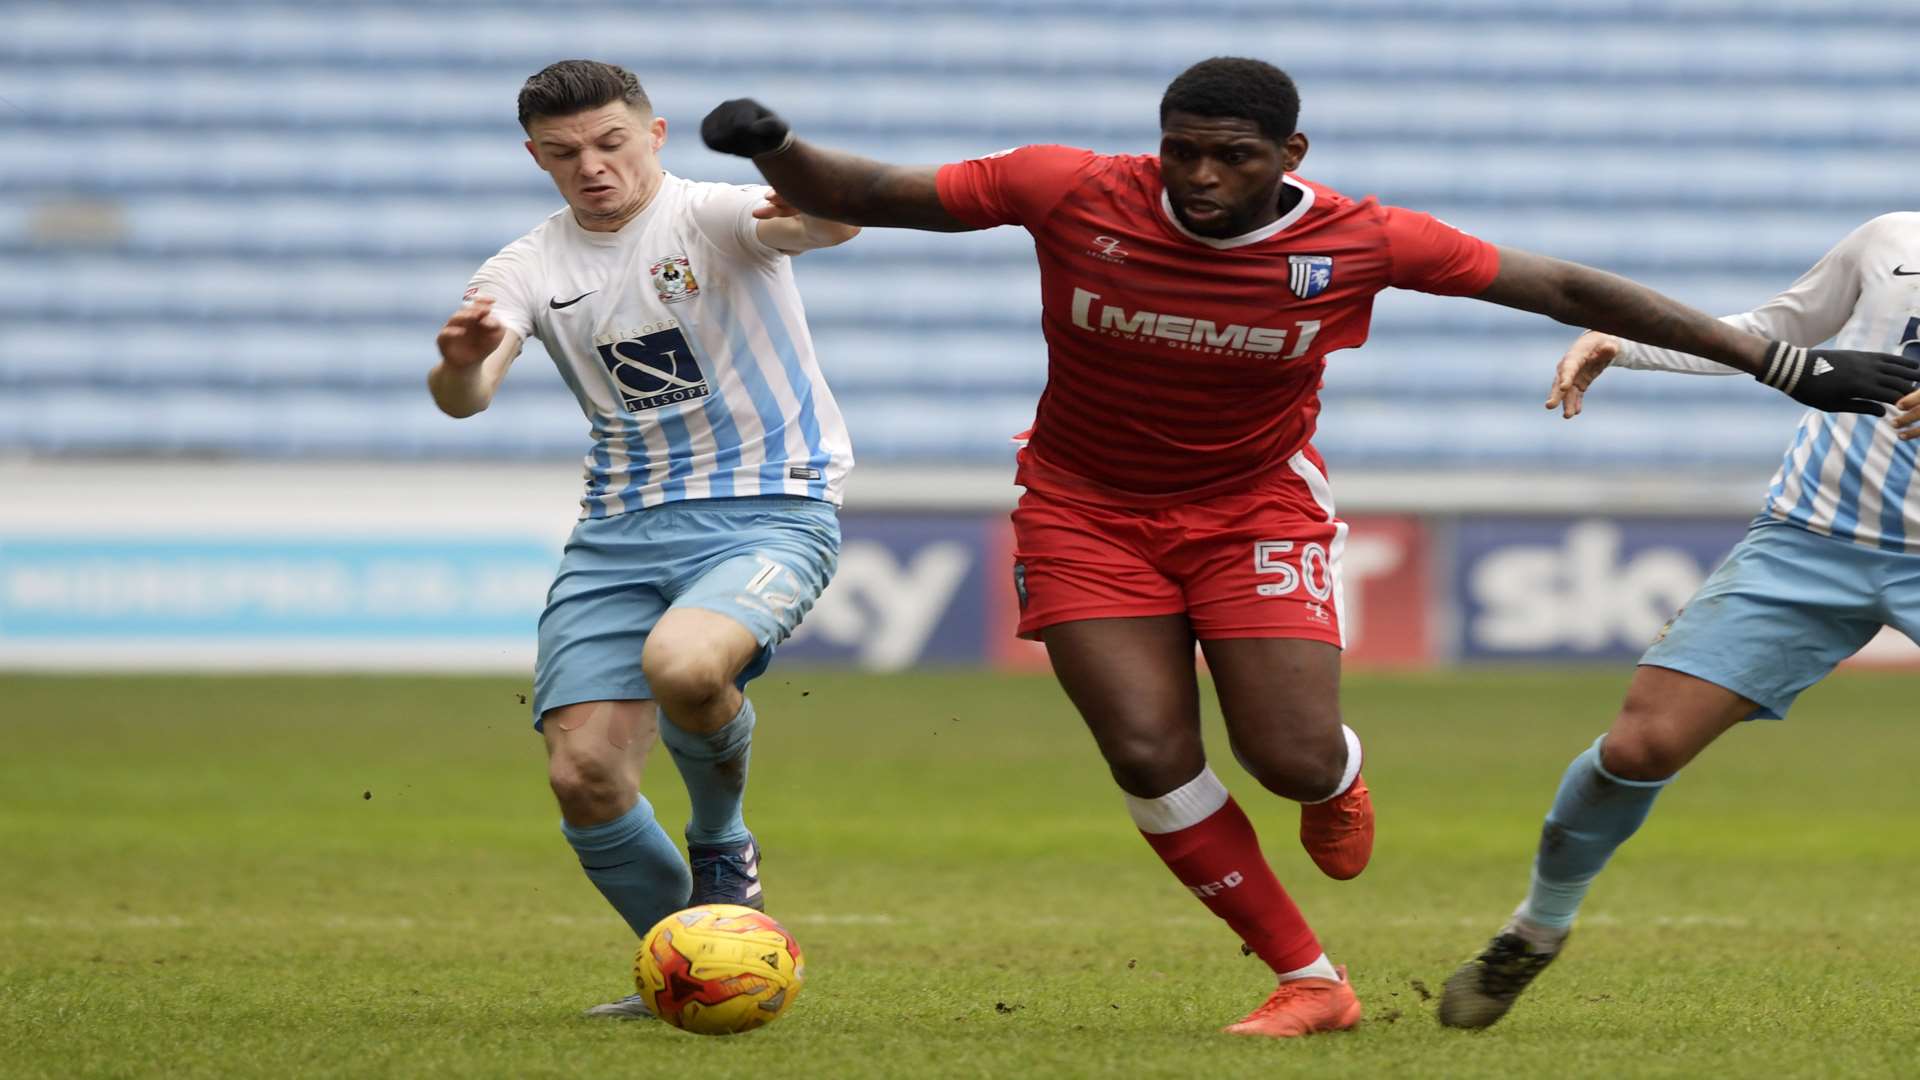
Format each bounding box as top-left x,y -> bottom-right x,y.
1893,266 -> 1920,276
549,291 -> 596,309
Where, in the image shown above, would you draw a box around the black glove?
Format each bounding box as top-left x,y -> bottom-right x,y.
701,98 -> 792,158
1754,340 -> 1920,414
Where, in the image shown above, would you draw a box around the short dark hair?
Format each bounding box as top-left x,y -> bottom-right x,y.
517,60 -> 651,130
1159,57 -> 1300,142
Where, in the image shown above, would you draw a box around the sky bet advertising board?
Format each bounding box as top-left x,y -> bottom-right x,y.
1450,517 -> 1748,662
1450,516 -> 1919,665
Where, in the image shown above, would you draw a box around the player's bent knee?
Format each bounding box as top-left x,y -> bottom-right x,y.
1599,706 -> 1686,782
1101,730 -> 1204,798
547,745 -> 628,813
1238,753 -> 1343,803
1231,729 -> 1345,801
1598,731 -> 1680,782
641,640 -> 734,707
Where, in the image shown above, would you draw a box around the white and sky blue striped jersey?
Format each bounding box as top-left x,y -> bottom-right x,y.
467,174 -> 853,519
1616,212 -> 1920,554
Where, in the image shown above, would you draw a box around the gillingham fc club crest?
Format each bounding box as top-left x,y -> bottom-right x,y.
1288,254 -> 1333,299
650,254 -> 700,304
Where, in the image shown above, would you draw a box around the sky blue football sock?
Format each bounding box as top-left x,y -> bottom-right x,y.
1519,735 -> 1673,931
561,797 -> 691,938
659,697 -> 755,848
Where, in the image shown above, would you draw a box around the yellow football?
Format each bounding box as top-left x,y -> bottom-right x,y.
634,904 -> 804,1035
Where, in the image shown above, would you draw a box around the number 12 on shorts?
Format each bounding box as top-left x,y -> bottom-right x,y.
742,555 -> 801,613
1253,540 -> 1332,599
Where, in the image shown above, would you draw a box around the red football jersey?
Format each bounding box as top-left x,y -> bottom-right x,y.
936,145 -> 1501,505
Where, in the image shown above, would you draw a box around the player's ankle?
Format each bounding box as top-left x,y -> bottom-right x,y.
1508,909 -> 1570,952
1277,952 -> 1340,982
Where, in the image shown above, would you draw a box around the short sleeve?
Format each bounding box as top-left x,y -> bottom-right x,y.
1380,206 -> 1502,296
935,144 -> 1099,229
465,234 -> 540,340
686,182 -> 785,266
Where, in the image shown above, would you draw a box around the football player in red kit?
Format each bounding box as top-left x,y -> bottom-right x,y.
702,58 -> 1920,1037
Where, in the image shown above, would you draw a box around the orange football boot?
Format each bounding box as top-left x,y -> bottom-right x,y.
1298,772 -> 1374,880
1223,966 -> 1363,1038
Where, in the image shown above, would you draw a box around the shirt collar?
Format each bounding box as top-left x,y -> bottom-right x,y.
1159,174 -> 1315,250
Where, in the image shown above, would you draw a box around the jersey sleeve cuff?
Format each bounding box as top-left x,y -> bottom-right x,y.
933,162 -> 1010,230
737,192 -> 788,262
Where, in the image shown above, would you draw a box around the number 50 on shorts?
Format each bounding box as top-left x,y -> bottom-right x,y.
1254,540 -> 1332,599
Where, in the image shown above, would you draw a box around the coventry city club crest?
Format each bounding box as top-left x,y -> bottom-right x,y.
649,254 -> 699,304
1288,254 -> 1333,300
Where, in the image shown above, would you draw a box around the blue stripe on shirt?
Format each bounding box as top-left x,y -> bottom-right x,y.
611,415 -> 650,515
1878,437 -> 1918,552
1764,419 -> 1813,514
1826,417 -> 1881,545
1784,416 -> 1840,529
543,350 -> 613,518
701,407 -> 739,499
586,431 -> 614,519
707,292 -> 794,493
652,407 -> 697,503
683,330 -> 743,500
558,343 -> 650,516
745,278 -> 828,500
628,438 -> 654,514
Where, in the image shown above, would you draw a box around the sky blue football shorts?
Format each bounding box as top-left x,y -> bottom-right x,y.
1640,518 -> 1920,719
532,495 -> 840,727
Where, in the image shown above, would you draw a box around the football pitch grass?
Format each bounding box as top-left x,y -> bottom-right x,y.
4,669 -> 1917,1079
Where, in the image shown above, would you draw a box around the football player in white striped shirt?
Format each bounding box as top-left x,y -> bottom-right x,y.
427,60 -> 857,1019
1441,212 -> 1920,1029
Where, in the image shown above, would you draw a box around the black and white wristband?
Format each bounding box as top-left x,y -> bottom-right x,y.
1757,340 -> 1809,395
753,130 -> 796,159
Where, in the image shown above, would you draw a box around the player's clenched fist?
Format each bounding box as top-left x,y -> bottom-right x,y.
436,296 -> 506,369
702,98 -> 792,158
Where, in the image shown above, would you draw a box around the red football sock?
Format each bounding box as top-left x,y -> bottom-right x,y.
1138,793 -> 1323,975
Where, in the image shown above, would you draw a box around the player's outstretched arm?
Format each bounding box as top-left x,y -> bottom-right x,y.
429,296 -> 523,418
1481,247 -> 1919,415
751,191 -> 862,255
1546,327 -> 1749,418
702,98 -> 976,232
1546,223 -> 1890,418
1546,222 -> 1883,418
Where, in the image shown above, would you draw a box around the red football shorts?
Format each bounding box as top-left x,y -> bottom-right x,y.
1009,451 -> 1347,645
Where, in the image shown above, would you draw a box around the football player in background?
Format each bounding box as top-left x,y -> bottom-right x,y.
429,59 -> 859,1018
701,56 -> 1918,1037
1440,213 -> 1920,1029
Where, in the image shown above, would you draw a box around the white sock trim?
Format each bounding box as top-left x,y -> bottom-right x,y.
1278,952 -> 1339,982
1124,766 -> 1229,835
1303,725 -> 1364,805
1507,905 -> 1570,951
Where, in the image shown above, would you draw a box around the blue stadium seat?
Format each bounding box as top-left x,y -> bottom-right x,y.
0,0 -> 1905,469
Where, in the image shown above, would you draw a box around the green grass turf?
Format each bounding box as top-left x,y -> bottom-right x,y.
3,668 -> 1918,1078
